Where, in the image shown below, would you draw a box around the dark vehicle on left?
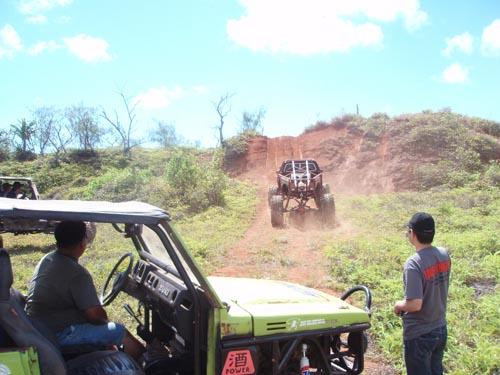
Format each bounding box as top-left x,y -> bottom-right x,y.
0,177 -> 57,235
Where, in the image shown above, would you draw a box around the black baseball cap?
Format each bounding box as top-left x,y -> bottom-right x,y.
405,212 -> 435,235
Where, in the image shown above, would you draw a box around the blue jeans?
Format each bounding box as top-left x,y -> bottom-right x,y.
404,325 -> 447,375
55,322 -> 125,347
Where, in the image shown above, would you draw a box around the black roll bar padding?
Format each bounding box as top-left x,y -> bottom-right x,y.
0,248 -> 13,301
340,285 -> 372,317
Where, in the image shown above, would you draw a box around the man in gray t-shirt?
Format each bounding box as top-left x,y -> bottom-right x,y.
393,213 -> 451,375
26,250 -> 101,333
25,221 -> 144,360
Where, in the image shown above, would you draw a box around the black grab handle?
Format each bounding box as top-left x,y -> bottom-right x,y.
340,285 -> 372,317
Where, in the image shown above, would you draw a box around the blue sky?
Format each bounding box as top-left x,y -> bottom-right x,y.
1,0 -> 499,148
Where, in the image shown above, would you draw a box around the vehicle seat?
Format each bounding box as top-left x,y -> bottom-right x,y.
0,248 -> 68,375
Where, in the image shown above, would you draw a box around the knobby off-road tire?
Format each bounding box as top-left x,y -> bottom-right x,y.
270,195 -> 284,228
67,350 -> 145,375
320,193 -> 335,226
322,183 -> 331,194
268,185 -> 279,207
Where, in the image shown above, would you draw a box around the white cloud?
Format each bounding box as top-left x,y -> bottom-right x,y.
56,15 -> 72,24
28,40 -> 59,55
134,87 -> 186,109
442,63 -> 468,83
26,14 -> 48,24
227,0 -> 427,54
62,34 -> 111,63
0,24 -> 24,59
355,0 -> 428,31
193,85 -> 208,93
402,5 -> 428,31
442,32 -> 473,56
481,19 -> 500,57
19,0 -> 73,15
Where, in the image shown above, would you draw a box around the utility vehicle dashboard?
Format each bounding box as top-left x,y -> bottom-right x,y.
130,258 -> 195,344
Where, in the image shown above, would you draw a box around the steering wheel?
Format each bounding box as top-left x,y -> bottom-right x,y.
100,253 -> 134,306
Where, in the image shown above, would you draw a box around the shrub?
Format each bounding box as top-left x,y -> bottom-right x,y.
223,132 -> 256,161
83,167 -> 152,202
303,120 -> 331,134
468,133 -> 500,163
485,161 -> 500,187
14,149 -> 37,161
164,151 -> 228,215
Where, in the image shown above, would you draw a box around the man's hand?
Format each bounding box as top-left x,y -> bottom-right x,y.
393,301 -> 405,316
393,298 -> 423,316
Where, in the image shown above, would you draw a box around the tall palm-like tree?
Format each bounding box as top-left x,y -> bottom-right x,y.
10,118 -> 35,153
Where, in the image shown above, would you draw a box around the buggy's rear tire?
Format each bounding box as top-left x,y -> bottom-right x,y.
322,183 -> 331,194
270,195 -> 284,228
67,350 -> 144,375
320,193 -> 335,226
268,185 -> 278,207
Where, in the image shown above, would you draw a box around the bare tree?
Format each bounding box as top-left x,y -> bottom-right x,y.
240,107 -> 266,134
49,119 -> 73,157
65,104 -> 102,152
149,120 -> 184,147
31,106 -> 59,155
212,93 -> 235,147
101,91 -> 141,156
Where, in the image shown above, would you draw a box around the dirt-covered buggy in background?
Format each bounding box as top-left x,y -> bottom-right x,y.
0,176 -> 40,201
268,159 -> 335,227
0,198 -> 370,375
0,177 -> 57,235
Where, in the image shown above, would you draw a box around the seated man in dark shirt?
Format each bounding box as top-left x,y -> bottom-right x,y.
25,221 -> 145,360
1,182 -> 11,197
6,182 -> 22,198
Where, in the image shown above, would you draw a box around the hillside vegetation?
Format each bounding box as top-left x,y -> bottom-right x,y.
302,110 -> 500,192
2,110 -> 500,374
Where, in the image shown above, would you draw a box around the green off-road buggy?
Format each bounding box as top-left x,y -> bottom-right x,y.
0,198 -> 371,375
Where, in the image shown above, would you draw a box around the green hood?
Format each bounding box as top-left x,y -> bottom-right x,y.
208,277 -> 370,339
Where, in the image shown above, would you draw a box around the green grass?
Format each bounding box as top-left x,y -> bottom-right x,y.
8,184 -> 499,374
326,189 -> 500,374
174,179 -> 258,273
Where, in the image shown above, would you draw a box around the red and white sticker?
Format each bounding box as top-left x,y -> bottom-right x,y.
222,349 -> 255,375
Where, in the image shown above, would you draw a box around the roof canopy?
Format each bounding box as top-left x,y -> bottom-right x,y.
0,198 -> 170,225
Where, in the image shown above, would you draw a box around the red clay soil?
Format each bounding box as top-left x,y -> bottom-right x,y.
213,128 -> 400,374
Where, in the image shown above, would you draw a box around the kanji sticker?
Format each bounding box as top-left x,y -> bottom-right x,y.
222,350 -> 255,375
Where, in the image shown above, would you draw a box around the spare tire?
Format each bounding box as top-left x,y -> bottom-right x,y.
67,350 -> 145,375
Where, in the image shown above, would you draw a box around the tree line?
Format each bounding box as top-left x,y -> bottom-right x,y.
1,92 -> 178,161
1,91 -> 266,162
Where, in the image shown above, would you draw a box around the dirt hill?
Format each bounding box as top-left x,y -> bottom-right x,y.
226,127 -> 407,194
225,112 -> 500,194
